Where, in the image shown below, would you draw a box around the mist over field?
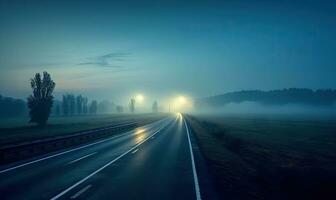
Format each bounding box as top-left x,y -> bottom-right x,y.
194,101 -> 336,118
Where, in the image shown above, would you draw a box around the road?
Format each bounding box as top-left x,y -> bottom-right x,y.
0,114 -> 216,200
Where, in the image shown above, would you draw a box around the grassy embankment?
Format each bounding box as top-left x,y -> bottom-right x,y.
187,114 -> 336,200
0,113 -> 167,146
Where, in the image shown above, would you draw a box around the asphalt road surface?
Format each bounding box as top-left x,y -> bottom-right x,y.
0,114 -> 216,200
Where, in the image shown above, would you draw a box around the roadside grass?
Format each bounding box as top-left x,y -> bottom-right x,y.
0,113 -> 167,146
186,114 -> 336,200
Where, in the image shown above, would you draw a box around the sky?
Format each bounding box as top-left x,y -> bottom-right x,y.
0,0 -> 336,105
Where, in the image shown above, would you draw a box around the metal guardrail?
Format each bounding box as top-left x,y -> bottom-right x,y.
0,122 -> 138,164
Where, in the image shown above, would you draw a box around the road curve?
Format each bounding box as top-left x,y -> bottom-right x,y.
0,114 -> 214,200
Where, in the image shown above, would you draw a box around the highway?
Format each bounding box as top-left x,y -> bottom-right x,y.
0,114 -> 216,200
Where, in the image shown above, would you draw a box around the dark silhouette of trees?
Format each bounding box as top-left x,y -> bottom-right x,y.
76,95 -> 83,115
62,94 -> 90,116
52,100 -> 62,116
62,95 -> 69,116
55,104 -> 61,116
27,72 -> 55,126
0,95 -> 27,117
116,105 -> 123,113
129,98 -> 135,113
83,97 -> 88,114
69,94 -> 75,115
197,88 -> 336,108
89,100 -> 98,114
98,100 -> 115,113
152,101 -> 158,113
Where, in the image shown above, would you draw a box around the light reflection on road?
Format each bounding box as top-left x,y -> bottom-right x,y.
134,128 -> 147,143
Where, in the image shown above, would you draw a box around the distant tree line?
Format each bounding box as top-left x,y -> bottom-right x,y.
0,95 -> 27,117
0,93 -> 125,118
56,94 -> 116,116
60,94 -> 90,116
0,71 -> 134,125
196,88 -> 336,107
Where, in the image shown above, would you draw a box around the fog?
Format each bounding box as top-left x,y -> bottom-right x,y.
192,101 -> 336,120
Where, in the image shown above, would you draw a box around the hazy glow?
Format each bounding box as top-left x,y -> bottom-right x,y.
171,95 -> 193,112
136,94 -> 145,103
177,96 -> 187,105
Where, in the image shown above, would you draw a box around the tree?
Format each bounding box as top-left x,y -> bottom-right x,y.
62,95 -> 69,116
55,104 -> 61,116
69,94 -> 75,115
27,72 -> 55,126
0,95 -> 27,117
152,101 -> 158,113
76,95 -> 83,115
98,100 -> 114,114
89,100 -> 98,114
83,97 -> 88,114
129,98 -> 135,113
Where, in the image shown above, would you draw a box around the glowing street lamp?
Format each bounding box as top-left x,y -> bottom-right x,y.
177,96 -> 187,105
169,95 -> 192,113
136,94 -> 144,103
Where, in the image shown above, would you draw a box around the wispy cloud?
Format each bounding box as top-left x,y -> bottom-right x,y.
78,52 -> 130,68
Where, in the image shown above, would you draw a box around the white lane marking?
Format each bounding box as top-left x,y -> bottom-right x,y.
67,152 -> 97,165
70,184 -> 92,199
131,149 -> 138,154
49,121 -> 171,200
0,118 -> 169,174
151,136 -> 155,139
0,133 -> 125,174
183,117 -> 202,200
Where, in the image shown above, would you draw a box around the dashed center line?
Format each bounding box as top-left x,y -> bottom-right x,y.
67,152 -> 97,165
49,121 -> 171,200
131,149 -> 138,154
70,185 -> 92,199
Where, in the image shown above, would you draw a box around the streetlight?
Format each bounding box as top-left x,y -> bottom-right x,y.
136,94 -> 144,103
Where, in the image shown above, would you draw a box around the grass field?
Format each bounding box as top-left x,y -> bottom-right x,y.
0,113 -> 167,146
187,114 -> 336,200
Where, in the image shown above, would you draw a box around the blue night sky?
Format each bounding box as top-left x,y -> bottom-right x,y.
0,0 -> 336,104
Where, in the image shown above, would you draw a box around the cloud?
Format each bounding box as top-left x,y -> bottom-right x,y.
78,52 -> 130,68
100,53 -> 130,60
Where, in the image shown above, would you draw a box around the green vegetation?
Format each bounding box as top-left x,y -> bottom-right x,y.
0,113 -> 166,146
27,72 -> 55,126
187,114 -> 336,200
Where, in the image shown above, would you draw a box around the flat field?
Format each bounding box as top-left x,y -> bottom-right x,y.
187,113 -> 336,200
0,113 -> 167,146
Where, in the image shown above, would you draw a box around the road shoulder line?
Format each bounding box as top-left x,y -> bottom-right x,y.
184,116 -> 202,200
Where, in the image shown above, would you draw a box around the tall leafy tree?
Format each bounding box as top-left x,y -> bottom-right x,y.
27,72 -> 55,126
